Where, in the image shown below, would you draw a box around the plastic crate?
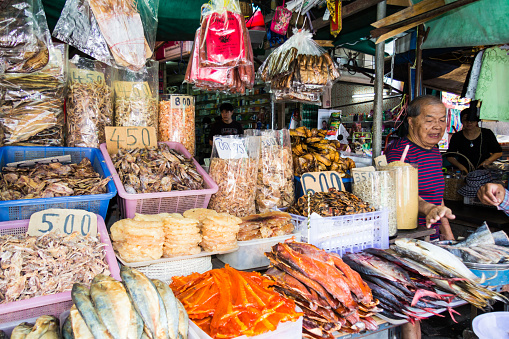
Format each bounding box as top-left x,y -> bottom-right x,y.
100,142 -> 218,218
288,209 -> 389,256
217,233 -> 301,270
0,215 -> 120,323
134,256 -> 213,285
0,146 -> 117,221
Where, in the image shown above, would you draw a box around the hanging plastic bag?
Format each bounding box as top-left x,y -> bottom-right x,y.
0,43 -> 67,146
53,0 -> 159,71
159,94 -> 196,155
245,129 -> 295,212
208,135 -> 260,217
270,1 -> 293,35
113,60 -> 159,132
66,55 -> 113,148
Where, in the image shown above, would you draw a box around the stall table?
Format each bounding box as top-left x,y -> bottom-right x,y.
390,226 -> 436,243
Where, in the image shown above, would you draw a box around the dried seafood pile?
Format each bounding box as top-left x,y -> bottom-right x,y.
287,188 -> 375,217
208,158 -> 258,217
238,211 -> 294,241
115,97 -> 159,131
291,126 -> 355,176
159,97 -> 196,155
0,232 -> 110,304
111,143 -> 204,194
0,159 -> 110,201
265,242 -> 380,338
67,80 -> 113,148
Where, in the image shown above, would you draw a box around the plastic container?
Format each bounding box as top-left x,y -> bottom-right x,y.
217,233 -> 301,270
99,142 -> 218,219
188,307 -> 303,339
287,210 -> 389,256
0,215 -> 120,323
133,256 -> 212,285
472,312 -> 509,339
0,146 -> 117,221
465,262 -> 509,289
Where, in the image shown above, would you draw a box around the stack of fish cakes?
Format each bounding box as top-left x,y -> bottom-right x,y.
201,213 -> 242,251
110,218 -> 164,262
182,208 -> 219,224
163,215 -> 202,257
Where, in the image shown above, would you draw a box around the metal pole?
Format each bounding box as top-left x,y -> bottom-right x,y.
271,100 -> 276,129
372,0 -> 386,159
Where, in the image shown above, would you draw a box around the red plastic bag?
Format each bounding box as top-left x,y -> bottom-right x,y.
270,1 -> 292,35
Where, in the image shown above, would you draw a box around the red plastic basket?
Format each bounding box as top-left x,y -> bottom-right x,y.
100,142 -> 218,219
0,215 -> 120,324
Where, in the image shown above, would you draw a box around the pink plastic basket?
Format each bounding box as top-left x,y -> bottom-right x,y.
0,215 -> 120,324
100,142 -> 218,219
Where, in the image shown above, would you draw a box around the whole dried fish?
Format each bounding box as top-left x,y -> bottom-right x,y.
0,158 -> 110,201
0,232 -> 110,304
111,143 -> 204,194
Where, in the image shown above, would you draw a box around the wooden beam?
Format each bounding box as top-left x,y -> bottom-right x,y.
387,0 -> 412,6
315,40 -> 335,47
313,0 -> 386,31
371,0 -> 480,38
371,0 -> 444,28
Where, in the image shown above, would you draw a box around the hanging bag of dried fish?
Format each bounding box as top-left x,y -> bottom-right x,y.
208,135 -> 260,217
113,60 -> 159,133
159,95 -> 196,156
53,0 -> 159,71
0,43 -> 67,146
66,56 -> 113,148
245,129 -> 295,213
0,0 -> 53,74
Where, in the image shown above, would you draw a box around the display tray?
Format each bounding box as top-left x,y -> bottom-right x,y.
116,246 -> 239,267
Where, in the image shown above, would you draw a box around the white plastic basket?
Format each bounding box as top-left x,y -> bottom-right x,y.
133,256 -> 212,284
289,209 -> 389,256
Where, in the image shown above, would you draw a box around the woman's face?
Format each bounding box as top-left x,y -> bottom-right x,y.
461,116 -> 478,131
408,103 -> 447,149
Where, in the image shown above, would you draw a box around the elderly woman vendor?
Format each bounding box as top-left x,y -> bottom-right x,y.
386,95 -> 456,241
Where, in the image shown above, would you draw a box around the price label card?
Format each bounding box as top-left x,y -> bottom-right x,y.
301,171 -> 345,195
374,155 -> 387,168
260,136 -> 278,149
69,68 -> 105,84
214,137 -> 248,159
114,81 -> 152,98
6,155 -> 71,168
28,209 -> 97,237
351,166 -> 376,183
105,126 -> 157,155
171,95 -> 194,107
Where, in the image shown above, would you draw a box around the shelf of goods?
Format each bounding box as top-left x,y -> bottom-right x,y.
100,141 -> 218,219
0,146 -> 117,221
0,215 -> 120,323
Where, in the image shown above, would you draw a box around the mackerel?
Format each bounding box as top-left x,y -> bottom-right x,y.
152,280 -> 179,339
62,316 -> 74,339
71,283 -> 113,339
175,299 -> 189,339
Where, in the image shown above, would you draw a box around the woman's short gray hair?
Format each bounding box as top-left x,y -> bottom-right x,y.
407,95 -> 443,118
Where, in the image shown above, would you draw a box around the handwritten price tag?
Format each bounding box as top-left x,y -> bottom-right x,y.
351,166 -> 376,183
214,137 -> 248,159
171,95 -> 194,107
374,155 -> 387,169
69,68 -> 105,84
301,171 -> 345,195
260,136 -> 278,149
28,209 -> 97,237
105,126 -> 157,155
114,81 -> 152,98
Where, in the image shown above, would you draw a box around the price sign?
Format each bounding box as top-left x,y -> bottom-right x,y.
374,155 -> 387,169
351,166 -> 376,183
105,126 -> 157,155
260,136 -> 278,149
69,68 -> 105,84
301,171 -> 345,195
28,209 -> 97,237
214,137 -> 248,159
114,81 -> 152,98
171,95 -> 194,107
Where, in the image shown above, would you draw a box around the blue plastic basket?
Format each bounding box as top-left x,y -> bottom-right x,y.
0,146 -> 117,221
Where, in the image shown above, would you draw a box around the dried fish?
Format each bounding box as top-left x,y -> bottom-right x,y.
115,97 -> 158,132
0,232 -> 110,304
0,158 -> 110,201
111,143 -> 204,194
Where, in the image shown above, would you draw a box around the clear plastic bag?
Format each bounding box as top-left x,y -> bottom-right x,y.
0,43 -> 67,146
66,55 -> 113,148
53,0 -> 159,71
246,129 -> 295,213
113,60 -> 158,132
208,135 -> 260,217
159,94 -> 196,155
0,0 -> 54,74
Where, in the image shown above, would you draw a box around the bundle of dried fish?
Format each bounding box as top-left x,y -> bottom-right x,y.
115,97 -> 158,132
287,188 -> 375,217
111,143 -> 204,194
0,232 -> 110,304
10,316 -> 59,339
67,80 -> 113,147
0,158 -> 110,201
